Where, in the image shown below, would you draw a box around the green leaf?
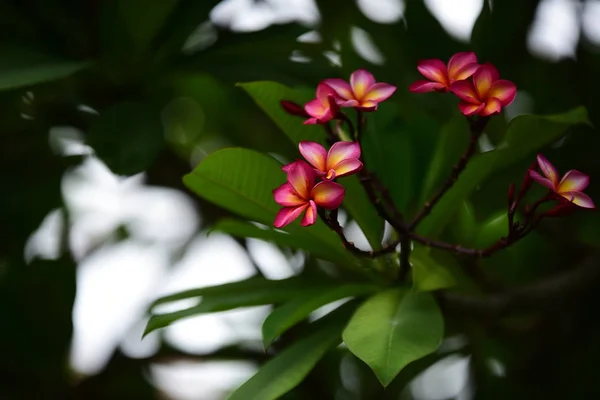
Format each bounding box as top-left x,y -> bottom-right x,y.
88,102 -> 164,175
146,276 -> 317,336
211,219 -> 341,264
238,81 -> 384,249
228,301 -> 357,400
238,81 -> 322,143
0,44 -> 89,91
417,107 -> 589,236
450,201 -> 478,245
262,283 -> 377,348
420,116 -> 470,203
183,147 -> 353,265
362,108 -> 414,212
474,211 -> 509,248
502,106 -> 591,159
411,248 -> 457,292
342,288 -> 444,387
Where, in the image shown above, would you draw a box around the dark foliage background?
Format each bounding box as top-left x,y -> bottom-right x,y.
1,0 -> 600,399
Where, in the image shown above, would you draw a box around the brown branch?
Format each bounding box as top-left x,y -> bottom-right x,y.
437,252 -> 600,317
409,226 -> 531,258
318,208 -> 399,257
409,117 -> 489,230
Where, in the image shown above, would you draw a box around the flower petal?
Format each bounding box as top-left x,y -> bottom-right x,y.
363,82 -> 397,102
273,182 -> 306,206
357,101 -> 378,111
327,141 -> 361,170
274,204 -> 308,228
473,63 -> 499,99
488,80 -> 517,106
304,98 -> 326,118
536,154 -> 559,186
301,200 -> 318,226
299,141 -> 327,172
331,159 -> 363,178
558,170 -> 590,193
449,80 -> 480,103
409,80 -> 447,93
322,78 -> 353,100
287,160 -> 316,198
416,59 -> 448,86
458,101 -> 484,116
452,62 -> 480,81
479,97 -> 502,116
338,99 -> 360,108
350,69 -> 376,99
316,82 -> 336,105
303,117 -> 319,124
311,181 -> 345,209
529,170 -> 556,191
562,191 -> 595,209
447,52 -> 477,79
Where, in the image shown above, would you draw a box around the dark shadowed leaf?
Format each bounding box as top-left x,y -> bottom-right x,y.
228,301 -> 358,400
88,102 -> 164,175
262,283 -> 377,347
411,248 -> 456,292
0,44 -> 89,91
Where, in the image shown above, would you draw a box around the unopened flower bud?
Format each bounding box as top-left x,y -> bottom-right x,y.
280,100 -> 309,118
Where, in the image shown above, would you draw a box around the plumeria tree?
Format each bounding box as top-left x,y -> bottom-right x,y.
146,53 -> 595,399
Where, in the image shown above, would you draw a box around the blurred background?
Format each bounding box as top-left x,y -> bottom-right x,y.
2,0 -> 600,399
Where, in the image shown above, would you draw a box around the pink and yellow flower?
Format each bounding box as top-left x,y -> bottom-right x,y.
273,160 -> 345,228
449,63 -> 517,116
409,52 -> 480,93
529,154 -> 595,209
323,69 -> 396,111
297,140 -> 362,180
304,83 -> 339,125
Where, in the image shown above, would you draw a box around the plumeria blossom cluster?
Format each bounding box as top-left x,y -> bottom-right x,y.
273,141 -> 363,228
274,69 -> 394,228
302,69 -> 397,124
275,57 -> 594,261
409,52 -> 517,117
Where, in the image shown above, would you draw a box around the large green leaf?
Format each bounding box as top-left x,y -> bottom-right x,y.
228,301 -> 357,400
261,283 -> 377,348
146,276 -> 318,336
238,81 -> 384,249
212,218 -> 342,264
411,248 -> 456,292
0,44 -> 89,91
417,107 -> 589,236
342,288 -> 444,386
183,147 -> 354,265
88,101 -> 164,175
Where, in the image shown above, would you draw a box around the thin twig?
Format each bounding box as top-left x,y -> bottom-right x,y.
409,117 -> 489,230
318,208 -> 399,257
437,252 -> 600,317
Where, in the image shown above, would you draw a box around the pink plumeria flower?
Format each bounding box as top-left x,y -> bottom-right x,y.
323,69 -> 396,111
529,154 -> 595,209
304,83 -> 339,124
297,140 -> 363,180
449,63 -> 517,116
273,160 -> 345,228
409,51 -> 480,93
